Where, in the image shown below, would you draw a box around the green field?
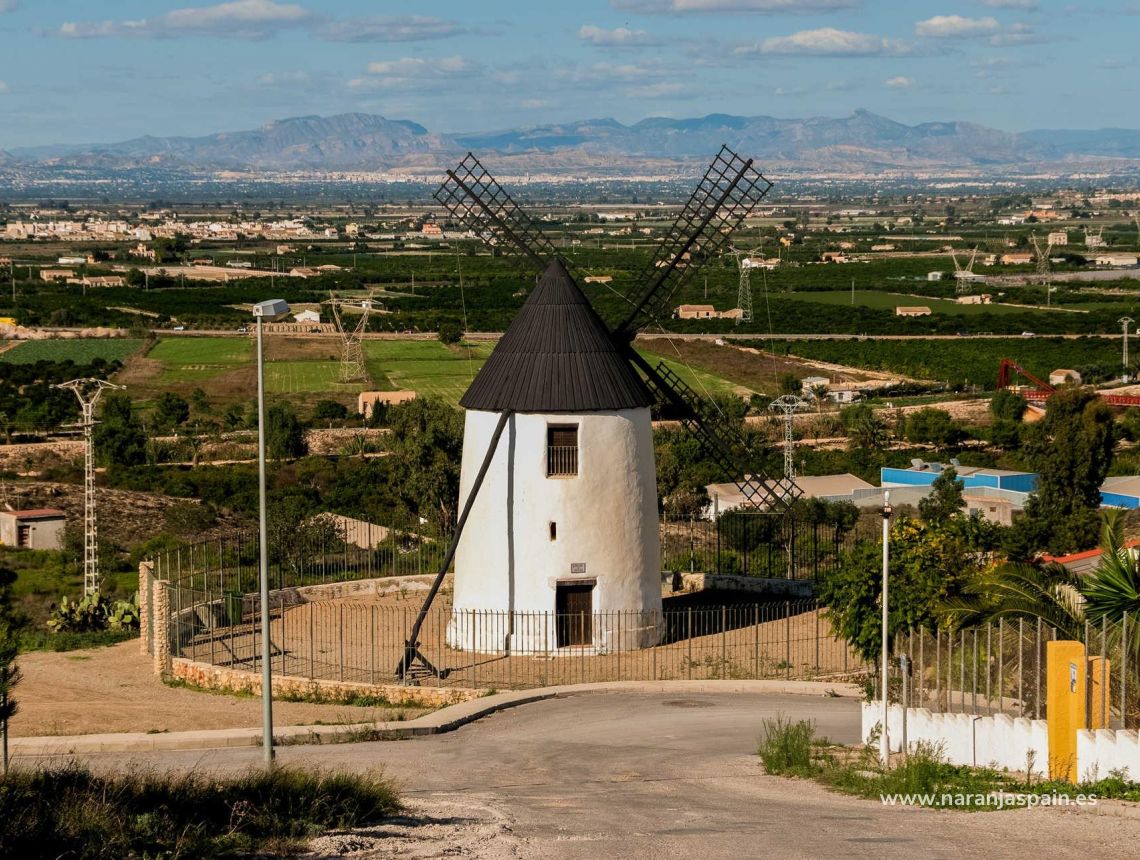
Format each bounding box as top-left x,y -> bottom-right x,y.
148,337 -> 253,384
0,338 -> 143,365
362,340 -> 494,405
265,360 -> 358,394
796,291 -> 1045,316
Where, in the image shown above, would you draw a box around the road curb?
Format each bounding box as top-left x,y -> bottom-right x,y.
10,679 -> 861,757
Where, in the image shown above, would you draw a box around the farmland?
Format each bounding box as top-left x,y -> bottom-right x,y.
146,337 -> 253,385
362,339 -> 494,405
779,336 -> 1124,390
0,338 -> 144,365
792,290 -> 1048,316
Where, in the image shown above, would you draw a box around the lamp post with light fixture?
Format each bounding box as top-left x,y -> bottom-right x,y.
252,299 -> 289,768
881,490 -> 892,766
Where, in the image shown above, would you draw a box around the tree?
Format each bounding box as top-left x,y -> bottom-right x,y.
0,563 -> 20,773
918,467 -> 964,525
778,373 -> 800,396
1011,387 -> 1115,556
153,392 -> 190,430
222,402 -> 245,430
818,516 -> 982,665
841,403 -> 888,451
385,398 -> 463,533
991,389 -> 1027,422
1080,511 -> 1140,625
93,392 -> 146,468
312,399 -> 348,422
904,407 -> 962,446
437,321 -> 463,345
265,403 -> 307,459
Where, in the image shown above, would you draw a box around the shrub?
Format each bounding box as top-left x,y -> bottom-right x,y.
757,715 -> 818,776
0,763 -> 400,858
46,593 -> 139,634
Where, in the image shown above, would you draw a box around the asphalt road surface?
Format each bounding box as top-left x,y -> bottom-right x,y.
71,691 -> 1140,858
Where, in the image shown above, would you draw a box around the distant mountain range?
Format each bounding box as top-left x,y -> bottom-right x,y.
7,110 -> 1140,176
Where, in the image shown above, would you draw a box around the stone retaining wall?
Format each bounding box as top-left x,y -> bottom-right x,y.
171,657 -> 479,708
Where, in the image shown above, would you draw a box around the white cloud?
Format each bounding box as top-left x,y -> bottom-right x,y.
59,0 -> 309,40
626,81 -> 686,97
612,0 -> 856,12
257,70 -> 311,86
0,1 -> 18,14
578,25 -> 661,47
518,98 -> 548,109
350,56 -> 477,92
0,81 -> 9,94
319,16 -> 469,43
738,28 -> 913,57
915,15 -> 1000,38
982,0 -> 1037,8
884,76 -> 914,88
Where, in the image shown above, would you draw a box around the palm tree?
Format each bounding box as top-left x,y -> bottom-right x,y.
1081,510 -> 1140,624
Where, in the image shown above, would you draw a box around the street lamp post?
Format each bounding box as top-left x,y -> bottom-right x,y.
881,490 -> 892,767
252,299 -> 289,768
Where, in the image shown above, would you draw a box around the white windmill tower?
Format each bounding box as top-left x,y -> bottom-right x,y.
448,259 -> 661,653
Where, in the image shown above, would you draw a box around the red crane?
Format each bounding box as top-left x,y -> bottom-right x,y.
996,358 -> 1140,407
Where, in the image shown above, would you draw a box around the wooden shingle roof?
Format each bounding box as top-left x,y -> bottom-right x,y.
459,259 -> 652,413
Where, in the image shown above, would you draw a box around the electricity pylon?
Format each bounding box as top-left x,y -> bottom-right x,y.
325,292 -> 374,383
53,378 -> 124,595
768,394 -> 810,481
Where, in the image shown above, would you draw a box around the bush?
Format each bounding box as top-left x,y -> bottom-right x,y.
0,763 -> 400,859
46,593 -> 139,634
757,715 -> 818,776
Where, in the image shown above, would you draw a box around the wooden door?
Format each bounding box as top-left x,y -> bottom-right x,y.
556,582 -> 594,647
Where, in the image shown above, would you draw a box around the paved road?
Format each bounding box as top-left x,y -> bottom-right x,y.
72,691 -> 1140,858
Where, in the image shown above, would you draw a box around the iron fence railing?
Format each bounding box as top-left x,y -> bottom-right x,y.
886,615 -> 1138,731
162,587 -> 866,690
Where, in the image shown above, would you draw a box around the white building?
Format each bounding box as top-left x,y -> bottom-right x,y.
293,309 -> 321,324
0,508 -> 65,550
1048,231 -> 1069,246
450,260 -> 661,653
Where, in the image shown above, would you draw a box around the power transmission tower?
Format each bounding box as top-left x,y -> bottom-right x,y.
52,378 -> 124,595
325,291 -> 374,383
731,245 -> 763,325
1121,317 -> 1134,380
1031,235 -> 1054,305
951,246 -> 981,295
768,394 -> 810,480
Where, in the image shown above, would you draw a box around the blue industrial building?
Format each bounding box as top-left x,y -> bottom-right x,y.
881,462 -> 1038,494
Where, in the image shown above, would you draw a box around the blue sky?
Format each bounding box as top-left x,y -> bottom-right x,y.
0,0 -> 1136,148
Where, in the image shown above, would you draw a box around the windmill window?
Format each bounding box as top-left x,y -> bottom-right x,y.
549,521 -> 557,540
546,425 -> 579,477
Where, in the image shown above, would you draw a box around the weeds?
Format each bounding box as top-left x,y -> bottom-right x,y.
757,715 -> 818,776
0,762 -> 400,858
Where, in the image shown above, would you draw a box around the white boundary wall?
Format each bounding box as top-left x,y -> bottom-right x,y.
863,702 -> 1048,773
1077,729 -> 1140,782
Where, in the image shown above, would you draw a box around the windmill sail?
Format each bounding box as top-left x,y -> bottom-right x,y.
434,152 -> 560,272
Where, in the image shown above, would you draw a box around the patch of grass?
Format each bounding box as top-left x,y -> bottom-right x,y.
0,339 -> 144,365
361,339 -> 492,406
148,336 -> 252,384
17,628 -> 136,653
795,291 -> 1036,316
634,348 -> 749,398
265,360 -> 357,394
0,762 -> 400,859
757,715 -> 817,776
757,718 -> 1140,810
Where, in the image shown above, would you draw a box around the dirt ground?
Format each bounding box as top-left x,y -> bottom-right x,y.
10,640 -> 430,737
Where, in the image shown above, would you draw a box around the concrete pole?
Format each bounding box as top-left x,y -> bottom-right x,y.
256,316 -> 275,768
880,490 -> 892,767
1121,318 -> 1133,380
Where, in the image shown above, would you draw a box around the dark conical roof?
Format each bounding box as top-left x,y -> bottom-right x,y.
460,259 -> 652,413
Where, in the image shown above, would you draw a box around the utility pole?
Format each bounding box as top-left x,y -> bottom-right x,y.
1121,317 -> 1134,380
52,378 -> 124,595
881,490 -> 892,766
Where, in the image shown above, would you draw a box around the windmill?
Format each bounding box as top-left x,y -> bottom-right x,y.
396,146 -> 790,679
1030,235 -> 1055,305
951,246 -> 982,295
325,291 -> 373,383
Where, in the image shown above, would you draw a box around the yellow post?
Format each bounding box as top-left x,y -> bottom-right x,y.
1088,656 -> 1111,730
1046,641 -> 1086,783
